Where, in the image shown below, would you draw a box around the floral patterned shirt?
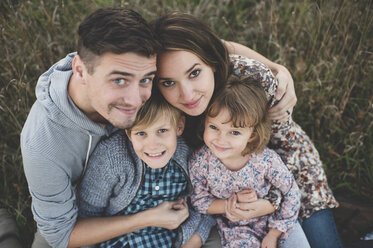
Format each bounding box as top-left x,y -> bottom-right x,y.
229,55 -> 338,219
189,146 -> 300,247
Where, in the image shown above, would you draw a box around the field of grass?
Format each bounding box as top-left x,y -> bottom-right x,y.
0,0 -> 372,246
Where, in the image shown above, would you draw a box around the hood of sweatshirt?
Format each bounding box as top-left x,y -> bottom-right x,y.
35,52 -> 108,136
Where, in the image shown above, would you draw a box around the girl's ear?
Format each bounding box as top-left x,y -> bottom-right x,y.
247,127 -> 257,143
177,116 -> 186,136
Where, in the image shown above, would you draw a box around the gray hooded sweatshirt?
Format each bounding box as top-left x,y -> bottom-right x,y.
21,52 -> 111,247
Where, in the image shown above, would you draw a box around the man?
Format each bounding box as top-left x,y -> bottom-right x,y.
21,8 -> 190,248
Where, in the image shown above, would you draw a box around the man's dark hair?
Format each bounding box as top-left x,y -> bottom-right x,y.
78,7 -> 160,73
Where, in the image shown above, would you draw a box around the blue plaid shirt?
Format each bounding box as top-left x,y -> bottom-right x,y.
101,160 -> 187,248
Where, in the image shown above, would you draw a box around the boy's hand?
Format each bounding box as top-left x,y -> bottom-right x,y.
149,200 -> 189,230
236,189 -> 257,203
261,229 -> 282,248
181,233 -> 202,248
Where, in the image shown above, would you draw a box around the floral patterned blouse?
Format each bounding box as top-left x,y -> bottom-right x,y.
189,146 -> 300,247
229,55 -> 338,220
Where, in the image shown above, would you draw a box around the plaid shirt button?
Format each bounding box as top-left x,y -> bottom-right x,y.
155,185 -> 160,191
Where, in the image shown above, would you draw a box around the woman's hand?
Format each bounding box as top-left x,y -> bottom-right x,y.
268,65 -> 297,121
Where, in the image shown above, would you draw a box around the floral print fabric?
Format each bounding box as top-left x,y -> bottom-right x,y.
189,146 -> 300,247
229,55 -> 338,219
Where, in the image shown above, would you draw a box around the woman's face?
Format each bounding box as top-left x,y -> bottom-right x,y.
157,50 -> 215,116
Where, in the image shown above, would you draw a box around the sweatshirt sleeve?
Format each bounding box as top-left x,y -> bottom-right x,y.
22,145 -> 77,248
188,150 -> 216,214
265,149 -> 301,233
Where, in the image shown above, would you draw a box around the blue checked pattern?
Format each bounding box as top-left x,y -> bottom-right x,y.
101,160 -> 187,248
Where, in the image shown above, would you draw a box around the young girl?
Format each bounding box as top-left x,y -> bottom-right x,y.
78,93 -> 215,248
189,75 -> 305,248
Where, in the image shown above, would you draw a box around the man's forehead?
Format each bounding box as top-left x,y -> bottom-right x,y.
101,52 -> 157,72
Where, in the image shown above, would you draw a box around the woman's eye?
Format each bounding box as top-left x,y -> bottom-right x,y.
231,131 -> 241,136
161,81 -> 175,87
190,69 -> 201,78
158,129 -> 167,133
209,125 -> 218,130
114,78 -> 126,86
135,131 -> 146,136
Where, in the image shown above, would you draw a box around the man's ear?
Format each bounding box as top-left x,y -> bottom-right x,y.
125,129 -> 132,141
72,55 -> 87,82
176,116 -> 186,136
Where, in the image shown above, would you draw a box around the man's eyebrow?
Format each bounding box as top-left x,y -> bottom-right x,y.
157,63 -> 200,81
106,70 -> 157,77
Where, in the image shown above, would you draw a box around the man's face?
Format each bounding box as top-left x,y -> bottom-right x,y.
84,52 -> 157,129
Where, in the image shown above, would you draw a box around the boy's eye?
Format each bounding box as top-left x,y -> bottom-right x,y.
158,129 -> 167,133
114,78 -> 127,86
161,81 -> 175,87
190,69 -> 200,78
140,78 -> 152,85
135,131 -> 146,136
231,131 -> 241,136
209,125 -> 218,130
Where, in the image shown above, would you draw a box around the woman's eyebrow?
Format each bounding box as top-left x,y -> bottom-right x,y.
185,63 -> 200,74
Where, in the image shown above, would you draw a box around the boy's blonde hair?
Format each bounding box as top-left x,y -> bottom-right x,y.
126,92 -> 182,134
206,74 -> 271,155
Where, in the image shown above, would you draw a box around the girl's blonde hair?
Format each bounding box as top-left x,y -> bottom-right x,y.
206,74 -> 271,155
126,92 -> 182,134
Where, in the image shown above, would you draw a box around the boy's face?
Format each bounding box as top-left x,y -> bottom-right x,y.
203,108 -> 254,169
127,116 -> 184,169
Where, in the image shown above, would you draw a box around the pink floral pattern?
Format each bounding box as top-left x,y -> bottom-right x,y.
189,146 -> 300,247
229,55 -> 338,219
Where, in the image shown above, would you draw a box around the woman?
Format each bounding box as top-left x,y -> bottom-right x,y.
151,12 -> 343,248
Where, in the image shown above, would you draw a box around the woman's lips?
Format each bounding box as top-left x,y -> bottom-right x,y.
182,97 -> 201,109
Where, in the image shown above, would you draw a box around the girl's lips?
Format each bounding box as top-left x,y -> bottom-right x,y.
213,144 -> 230,152
182,97 -> 201,109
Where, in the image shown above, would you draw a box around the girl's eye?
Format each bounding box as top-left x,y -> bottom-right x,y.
190,69 -> 201,78
209,125 -> 218,130
231,131 -> 241,136
140,78 -> 152,85
158,129 -> 167,133
161,81 -> 175,87
135,131 -> 146,136
114,78 -> 127,86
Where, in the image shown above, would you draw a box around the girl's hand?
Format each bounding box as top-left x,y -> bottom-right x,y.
261,229 -> 282,248
268,65 -> 297,121
236,189 -> 257,203
225,194 -> 241,222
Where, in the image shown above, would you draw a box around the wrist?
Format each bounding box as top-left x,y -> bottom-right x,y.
267,228 -> 282,239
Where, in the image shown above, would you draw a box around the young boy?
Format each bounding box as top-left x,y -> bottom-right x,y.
77,93 -> 215,247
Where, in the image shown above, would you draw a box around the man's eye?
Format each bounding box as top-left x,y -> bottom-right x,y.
114,78 -> 126,86
135,131 -> 146,136
190,69 -> 201,78
140,78 -> 152,84
158,129 -> 167,133
160,81 -> 175,87
209,125 -> 218,130
231,131 -> 241,136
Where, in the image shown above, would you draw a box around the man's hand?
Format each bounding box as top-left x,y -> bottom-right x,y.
261,229 -> 282,248
268,65 -> 297,121
236,189 -> 257,203
148,199 -> 189,230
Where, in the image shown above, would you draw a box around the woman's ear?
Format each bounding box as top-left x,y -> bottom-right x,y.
176,116 -> 186,136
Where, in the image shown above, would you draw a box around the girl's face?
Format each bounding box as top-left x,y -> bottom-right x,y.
203,108 -> 254,171
157,50 -> 215,116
